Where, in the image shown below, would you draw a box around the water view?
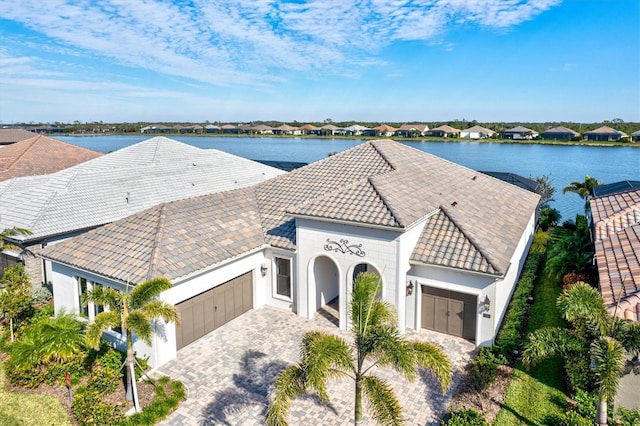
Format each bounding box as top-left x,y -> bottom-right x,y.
57,135 -> 639,221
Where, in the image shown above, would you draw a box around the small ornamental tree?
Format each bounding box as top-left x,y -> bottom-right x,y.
0,264 -> 33,341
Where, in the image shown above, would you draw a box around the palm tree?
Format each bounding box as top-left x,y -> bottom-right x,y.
266,272 -> 452,425
83,277 -> 179,412
562,175 -> 601,214
522,282 -> 640,426
0,226 -> 32,252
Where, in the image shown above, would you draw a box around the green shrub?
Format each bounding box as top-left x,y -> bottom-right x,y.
572,389 -> 597,420
441,408 -> 489,426
4,361 -> 44,388
31,285 -> 53,304
43,353 -> 87,387
565,353 -> 594,393
71,386 -> 124,426
554,410 -> 593,426
471,346 -> 507,390
531,229 -> 550,253
495,250 -> 545,359
89,348 -> 123,393
118,377 -> 186,426
615,407 -> 640,425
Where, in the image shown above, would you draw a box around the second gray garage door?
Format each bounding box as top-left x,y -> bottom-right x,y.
176,272 -> 253,350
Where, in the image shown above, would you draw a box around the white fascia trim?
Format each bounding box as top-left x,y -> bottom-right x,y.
172,244 -> 271,285
1,249 -> 21,258
43,260 -> 130,286
409,260 -> 504,279
289,213 -> 405,232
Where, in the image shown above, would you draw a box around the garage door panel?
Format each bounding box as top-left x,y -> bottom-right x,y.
176,271 -> 253,350
421,286 -> 476,342
448,300 -> 464,337
433,296 -> 449,333
421,295 -> 435,330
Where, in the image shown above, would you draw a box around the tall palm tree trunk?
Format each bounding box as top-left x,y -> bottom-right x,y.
355,378 -> 362,424
597,397 -> 607,426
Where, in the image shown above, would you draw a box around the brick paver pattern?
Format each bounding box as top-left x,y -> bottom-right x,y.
158,303 -> 475,425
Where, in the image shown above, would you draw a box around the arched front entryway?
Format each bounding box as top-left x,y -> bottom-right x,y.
312,255 -> 340,327
351,262 -> 382,296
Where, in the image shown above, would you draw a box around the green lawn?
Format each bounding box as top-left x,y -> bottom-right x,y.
494,264 -> 567,425
0,361 -> 71,426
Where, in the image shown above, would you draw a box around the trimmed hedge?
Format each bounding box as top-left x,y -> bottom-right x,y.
494,247 -> 546,360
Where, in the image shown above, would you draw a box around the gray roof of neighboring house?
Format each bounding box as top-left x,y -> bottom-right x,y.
429,125 -> 460,133
461,125 -> 494,134
0,137 -> 284,243
593,181 -> 640,197
479,171 -> 539,193
0,129 -> 37,145
540,126 -> 580,136
40,140 -> 539,284
590,189 -> 640,321
503,126 -> 537,133
631,130 -> 640,136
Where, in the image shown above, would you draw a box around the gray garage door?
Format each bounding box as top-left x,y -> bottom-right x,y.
176,272 -> 253,350
421,286 -> 476,342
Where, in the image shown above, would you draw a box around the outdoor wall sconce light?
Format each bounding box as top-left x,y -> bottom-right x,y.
406,280 -> 414,296
260,263 -> 268,277
481,295 -> 491,312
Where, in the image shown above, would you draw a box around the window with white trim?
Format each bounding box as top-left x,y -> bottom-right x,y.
274,257 -> 292,299
77,277 -> 89,317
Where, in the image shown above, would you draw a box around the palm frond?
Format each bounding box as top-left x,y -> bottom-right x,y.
590,336 -> 625,402
126,311 -> 153,345
130,277 -> 172,309
408,340 -> 452,392
522,327 -> 584,369
82,286 -> 123,311
1,227 -> 33,239
361,375 -> 404,426
266,366 -> 306,426
139,300 -> 180,326
621,321 -> 640,356
558,282 -> 609,336
8,333 -> 42,369
351,272 -> 384,335
86,311 -> 120,349
38,313 -> 86,362
366,325 -> 416,381
300,331 -> 352,400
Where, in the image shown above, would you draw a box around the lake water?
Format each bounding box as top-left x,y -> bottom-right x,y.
56,135 -> 639,222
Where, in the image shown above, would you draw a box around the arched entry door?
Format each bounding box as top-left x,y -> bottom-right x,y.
313,256 -> 340,326
351,262 -> 381,297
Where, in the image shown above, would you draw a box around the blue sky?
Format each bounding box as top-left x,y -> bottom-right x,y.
0,0 -> 638,124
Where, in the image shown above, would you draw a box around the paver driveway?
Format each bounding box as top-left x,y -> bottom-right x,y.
158,304 -> 475,425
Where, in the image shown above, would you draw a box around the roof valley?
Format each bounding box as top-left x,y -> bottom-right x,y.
146,204 -> 167,281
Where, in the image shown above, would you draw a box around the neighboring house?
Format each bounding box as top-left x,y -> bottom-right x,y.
501,126 -> 538,140
0,137 -> 284,287
592,181 -> 640,198
427,125 -> 461,138
583,126 -> 627,142
590,186 -> 640,321
539,126 -> 580,140
631,130 -> 640,142
395,124 -> 429,137
273,124 -> 301,135
320,124 -> 340,135
220,124 -> 237,134
0,129 -> 37,145
0,135 -> 101,182
479,171 -> 539,193
140,125 -> 171,134
40,139 -> 540,368
299,124 -> 320,135
343,124 -> 368,136
460,125 -> 494,139
252,124 -> 274,135
204,124 -> 220,133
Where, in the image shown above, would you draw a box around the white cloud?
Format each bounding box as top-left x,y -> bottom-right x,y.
0,0 -> 561,88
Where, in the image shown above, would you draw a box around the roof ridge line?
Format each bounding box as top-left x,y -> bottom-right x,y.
4,135 -> 39,171
368,177 -> 403,227
146,204 -> 167,281
439,206 -> 502,275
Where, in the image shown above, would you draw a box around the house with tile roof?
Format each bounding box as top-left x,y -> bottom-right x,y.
0,137 -> 284,287
0,129 -> 37,145
583,126 -> 627,142
0,135 -> 102,182
426,125 -> 461,138
539,126 -> 580,140
631,130 -> 640,142
39,139 -> 539,368
395,124 -> 429,137
501,126 -> 538,140
460,125 -> 495,139
590,186 -> 640,322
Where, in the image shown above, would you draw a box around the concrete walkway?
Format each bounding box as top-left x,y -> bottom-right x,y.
158,304 -> 475,425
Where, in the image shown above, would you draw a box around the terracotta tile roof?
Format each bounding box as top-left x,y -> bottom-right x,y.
411,209 -> 500,275
0,129 -> 37,145
0,135 -> 102,181
584,125 -> 627,136
40,188 -> 265,284
373,124 -> 397,132
398,124 -> 428,132
40,140 -> 539,282
591,189 -> 640,321
430,125 -> 460,133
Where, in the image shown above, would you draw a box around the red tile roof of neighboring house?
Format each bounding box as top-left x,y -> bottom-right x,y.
373,124 -> 397,132
0,129 -> 37,145
0,135 -> 102,181
590,188 -> 640,321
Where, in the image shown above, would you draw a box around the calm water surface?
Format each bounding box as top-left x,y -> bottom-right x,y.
57,135 -> 639,221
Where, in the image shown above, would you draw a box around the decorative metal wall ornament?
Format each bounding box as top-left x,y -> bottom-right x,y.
323,238 -> 366,257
